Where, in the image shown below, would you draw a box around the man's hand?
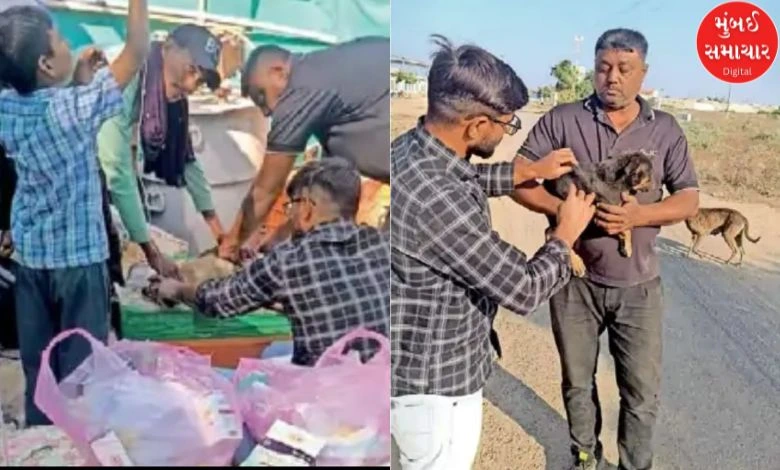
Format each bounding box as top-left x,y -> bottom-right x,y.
217,236 -> 240,263
238,227 -> 268,260
528,148 -> 578,181
145,275 -> 185,306
142,242 -> 182,280
0,231 -> 13,259
72,46 -> 108,85
218,227 -> 266,264
595,192 -> 645,235
552,183 -> 596,248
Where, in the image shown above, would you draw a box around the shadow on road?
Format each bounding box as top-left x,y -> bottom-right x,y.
656,236 -> 780,275
493,235 -> 780,469
484,364 -> 619,470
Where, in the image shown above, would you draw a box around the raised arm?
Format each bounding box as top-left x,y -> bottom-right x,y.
108,0 -> 149,89
474,153 -> 577,199
511,109 -> 571,216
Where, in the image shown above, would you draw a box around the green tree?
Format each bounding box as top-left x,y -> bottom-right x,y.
537,85 -> 554,101
574,70 -> 594,100
551,60 -> 580,93
391,70 -> 419,85
550,60 -> 593,103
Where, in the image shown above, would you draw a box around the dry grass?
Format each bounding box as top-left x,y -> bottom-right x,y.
391,96 -> 780,207
672,109 -> 780,205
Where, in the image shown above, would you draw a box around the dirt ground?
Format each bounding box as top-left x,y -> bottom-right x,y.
391,97 -> 780,469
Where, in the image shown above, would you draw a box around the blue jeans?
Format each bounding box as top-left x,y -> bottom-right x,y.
14,262 -> 110,426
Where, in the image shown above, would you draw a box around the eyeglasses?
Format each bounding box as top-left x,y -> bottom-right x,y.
491,114 -> 522,136
283,197 -> 315,213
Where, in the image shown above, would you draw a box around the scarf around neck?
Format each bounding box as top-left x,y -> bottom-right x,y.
139,42 -> 194,187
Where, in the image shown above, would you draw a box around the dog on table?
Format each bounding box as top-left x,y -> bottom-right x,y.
545,151 -> 655,277
684,207 -> 760,266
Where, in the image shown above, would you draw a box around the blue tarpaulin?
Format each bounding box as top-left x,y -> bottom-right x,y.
41,0 -> 389,53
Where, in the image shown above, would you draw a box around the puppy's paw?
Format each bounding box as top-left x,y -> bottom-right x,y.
571,252 -> 587,277
619,239 -> 633,257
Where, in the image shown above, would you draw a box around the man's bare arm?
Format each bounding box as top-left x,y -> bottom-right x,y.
108,0 -> 149,89
511,180 -> 563,217
220,153 -> 295,259
241,153 -> 294,236
595,189 -> 699,235
636,190 -> 699,226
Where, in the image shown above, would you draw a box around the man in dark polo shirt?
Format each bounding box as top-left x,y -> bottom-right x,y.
514,29 -> 699,470
218,37 -> 390,260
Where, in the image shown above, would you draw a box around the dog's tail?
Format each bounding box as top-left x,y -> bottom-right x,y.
743,218 -> 761,243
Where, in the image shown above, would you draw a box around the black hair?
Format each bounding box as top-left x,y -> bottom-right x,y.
241,44 -> 290,97
0,6 -> 54,95
595,28 -> 648,61
426,34 -> 528,124
286,158 -> 361,219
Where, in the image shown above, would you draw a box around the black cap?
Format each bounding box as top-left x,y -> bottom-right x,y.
169,24 -> 222,90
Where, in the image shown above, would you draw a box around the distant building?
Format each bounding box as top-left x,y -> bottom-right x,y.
640,88 -> 661,107
640,88 -> 659,98
390,56 -> 429,96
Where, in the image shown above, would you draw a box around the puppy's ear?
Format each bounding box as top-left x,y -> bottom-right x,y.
615,154 -> 636,179
627,158 -> 640,173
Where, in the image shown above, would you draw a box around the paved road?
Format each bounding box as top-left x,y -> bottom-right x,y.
474,112 -> 780,469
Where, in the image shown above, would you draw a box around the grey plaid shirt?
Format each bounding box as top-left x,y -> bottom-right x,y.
195,220 -> 390,366
391,119 -> 573,397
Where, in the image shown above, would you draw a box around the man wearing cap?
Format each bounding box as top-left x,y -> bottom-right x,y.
97,24 -> 224,278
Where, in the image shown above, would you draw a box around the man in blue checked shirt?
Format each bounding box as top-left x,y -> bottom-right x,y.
0,0 -> 150,426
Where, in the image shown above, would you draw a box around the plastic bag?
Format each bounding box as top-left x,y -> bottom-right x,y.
34,329 -> 243,466
234,328 -> 390,466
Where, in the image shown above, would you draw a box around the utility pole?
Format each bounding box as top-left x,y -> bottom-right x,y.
725,84 -> 732,113
574,35 -> 584,66
196,0 -> 207,24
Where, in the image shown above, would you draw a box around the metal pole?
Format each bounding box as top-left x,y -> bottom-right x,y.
725,84 -> 732,113
197,0 -> 207,24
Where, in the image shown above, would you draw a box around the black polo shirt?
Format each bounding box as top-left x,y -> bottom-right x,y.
266,37 -> 390,182
519,95 -> 699,288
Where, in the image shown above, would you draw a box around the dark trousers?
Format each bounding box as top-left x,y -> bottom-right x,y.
0,258 -> 17,349
98,168 -> 125,339
14,262 -> 110,426
550,276 -> 663,470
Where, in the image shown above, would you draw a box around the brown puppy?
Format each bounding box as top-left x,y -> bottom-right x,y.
684,207 -> 760,265
546,151 -> 655,277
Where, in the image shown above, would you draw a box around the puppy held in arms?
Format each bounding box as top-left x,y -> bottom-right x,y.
546,151 -> 655,277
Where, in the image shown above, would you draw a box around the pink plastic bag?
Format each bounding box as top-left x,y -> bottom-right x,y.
34,328 -> 243,467
234,328 -> 390,466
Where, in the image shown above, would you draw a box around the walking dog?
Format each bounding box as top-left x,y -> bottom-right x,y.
546,151 -> 655,277
684,207 -> 760,265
